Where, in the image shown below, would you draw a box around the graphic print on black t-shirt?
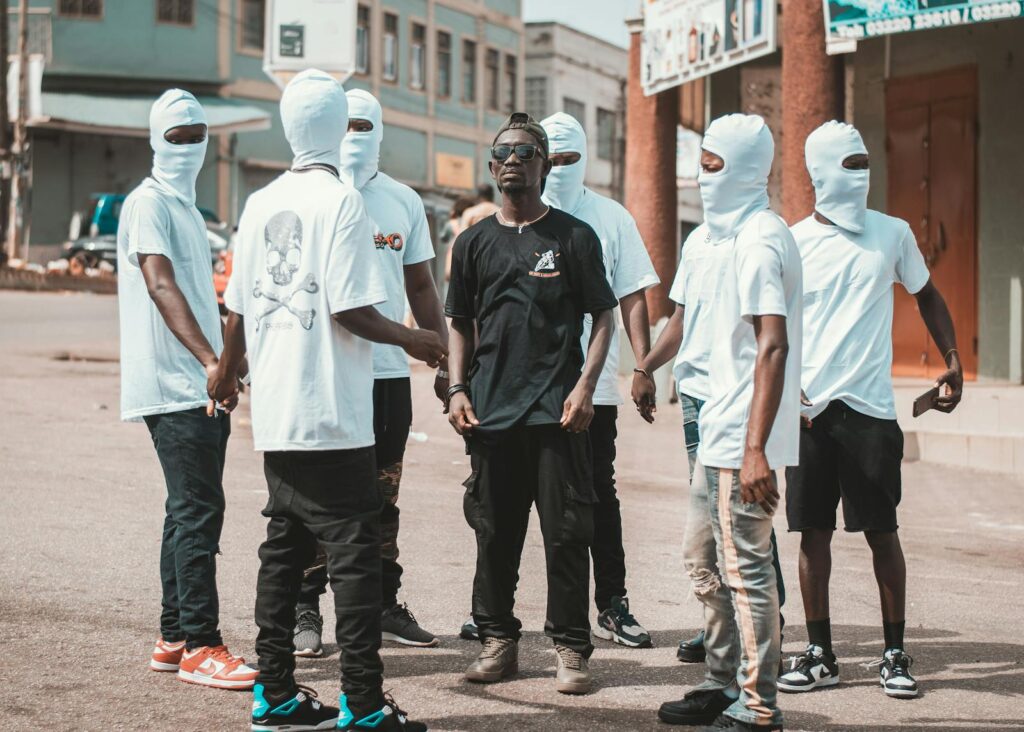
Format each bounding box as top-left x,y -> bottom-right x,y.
445,209 -> 618,433
254,210 -> 320,331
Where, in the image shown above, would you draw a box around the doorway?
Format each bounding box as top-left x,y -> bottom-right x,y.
885,66 -> 977,380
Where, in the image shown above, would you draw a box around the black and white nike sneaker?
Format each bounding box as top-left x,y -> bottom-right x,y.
879,648 -> 918,698
777,644 -> 839,693
594,596 -> 653,648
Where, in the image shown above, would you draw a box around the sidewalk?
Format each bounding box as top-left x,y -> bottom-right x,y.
1,290 -> 1022,731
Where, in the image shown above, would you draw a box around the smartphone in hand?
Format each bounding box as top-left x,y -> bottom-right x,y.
912,386 -> 940,418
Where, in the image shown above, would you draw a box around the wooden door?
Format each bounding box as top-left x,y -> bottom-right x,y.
885,67 -> 978,379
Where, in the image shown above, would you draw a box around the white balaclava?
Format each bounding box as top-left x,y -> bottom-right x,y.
805,120 -> 870,233
697,114 -> 774,242
541,112 -> 587,214
339,89 -> 383,190
280,69 -> 348,172
149,89 -> 208,205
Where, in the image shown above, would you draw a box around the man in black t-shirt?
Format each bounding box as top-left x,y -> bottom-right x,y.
446,113 -> 618,695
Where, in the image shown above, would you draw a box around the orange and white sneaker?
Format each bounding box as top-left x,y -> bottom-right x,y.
177,645 -> 257,690
150,638 -> 186,672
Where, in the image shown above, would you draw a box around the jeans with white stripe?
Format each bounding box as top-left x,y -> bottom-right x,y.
704,465 -> 783,727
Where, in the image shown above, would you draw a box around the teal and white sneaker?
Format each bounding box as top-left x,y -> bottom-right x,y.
251,683 -> 338,731
337,693 -> 427,731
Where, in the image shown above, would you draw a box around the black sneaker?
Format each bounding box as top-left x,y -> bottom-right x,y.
459,615 -> 479,641
658,688 -> 734,725
594,596 -> 652,648
251,684 -> 338,731
697,714 -> 782,731
778,644 -> 839,693
338,692 -> 427,731
381,603 -> 439,647
879,648 -> 918,698
677,629 -> 707,663
293,608 -> 324,658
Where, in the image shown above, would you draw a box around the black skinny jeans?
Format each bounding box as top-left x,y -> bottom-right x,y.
589,405 -> 626,612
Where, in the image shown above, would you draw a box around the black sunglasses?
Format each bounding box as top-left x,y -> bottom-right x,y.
491,144 -> 545,162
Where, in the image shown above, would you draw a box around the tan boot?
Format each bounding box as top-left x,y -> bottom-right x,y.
555,645 -> 592,694
465,637 -> 518,683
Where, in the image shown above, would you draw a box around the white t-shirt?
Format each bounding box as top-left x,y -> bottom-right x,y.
360,172 -> 435,379
698,210 -> 803,471
794,211 -> 929,420
575,190 -> 660,406
116,178 -> 224,421
668,223 -> 732,403
224,169 -> 387,451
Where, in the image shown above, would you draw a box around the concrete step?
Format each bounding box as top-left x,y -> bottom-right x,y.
895,379 -> 1024,475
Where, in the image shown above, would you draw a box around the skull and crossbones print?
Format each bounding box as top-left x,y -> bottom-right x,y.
254,210 -> 319,330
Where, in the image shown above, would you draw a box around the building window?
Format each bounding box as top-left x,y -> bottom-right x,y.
410,22 -> 426,90
563,97 -> 586,127
437,31 -> 452,99
59,0 -> 102,17
525,77 -> 547,120
356,5 -> 370,74
157,0 -> 193,24
240,0 -> 265,51
597,107 -> 616,161
462,39 -> 477,104
485,49 -> 500,111
503,55 -> 517,112
382,12 -> 398,82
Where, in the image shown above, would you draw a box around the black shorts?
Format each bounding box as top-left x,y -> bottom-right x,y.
785,400 -> 904,533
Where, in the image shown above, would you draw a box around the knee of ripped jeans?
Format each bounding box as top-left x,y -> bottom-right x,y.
688,567 -> 722,596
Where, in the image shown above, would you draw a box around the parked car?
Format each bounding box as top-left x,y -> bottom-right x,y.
63,193 -> 229,270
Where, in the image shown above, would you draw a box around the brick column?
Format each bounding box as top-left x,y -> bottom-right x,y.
781,0 -> 843,224
625,18 -> 678,323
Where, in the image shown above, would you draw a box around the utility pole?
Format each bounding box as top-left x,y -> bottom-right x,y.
0,3 -> 10,264
7,0 -> 28,263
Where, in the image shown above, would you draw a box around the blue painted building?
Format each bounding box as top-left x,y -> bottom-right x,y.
14,0 -> 524,255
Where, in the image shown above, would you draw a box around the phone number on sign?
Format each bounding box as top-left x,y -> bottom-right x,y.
833,1 -> 1022,39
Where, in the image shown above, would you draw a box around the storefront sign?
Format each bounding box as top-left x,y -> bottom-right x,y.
825,0 -> 1023,41
641,0 -> 777,96
435,153 -> 474,190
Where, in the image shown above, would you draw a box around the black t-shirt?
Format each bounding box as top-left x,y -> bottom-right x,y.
445,208 -> 618,434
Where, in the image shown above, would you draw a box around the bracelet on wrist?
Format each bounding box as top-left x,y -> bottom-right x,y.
445,383 -> 470,404
437,369 -> 449,379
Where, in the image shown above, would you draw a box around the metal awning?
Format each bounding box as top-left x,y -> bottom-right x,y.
25,91 -> 271,137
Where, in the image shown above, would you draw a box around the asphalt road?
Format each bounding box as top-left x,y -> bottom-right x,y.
1,290 -> 1022,732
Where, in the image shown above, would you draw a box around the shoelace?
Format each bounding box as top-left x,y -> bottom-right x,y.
295,609 -> 323,634
296,684 -> 322,710
480,637 -> 516,659
387,602 -> 419,626
382,691 -> 408,722
207,645 -> 242,665
862,650 -> 914,673
556,645 -> 583,671
786,648 -> 822,673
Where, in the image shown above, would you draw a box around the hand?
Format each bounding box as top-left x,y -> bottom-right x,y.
800,389 -> 813,429
206,360 -> 239,414
560,384 -> 595,433
434,371 -> 450,408
403,328 -> 448,368
739,447 -> 779,514
631,369 -> 657,424
933,354 -> 963,413
448,391 -> 479,435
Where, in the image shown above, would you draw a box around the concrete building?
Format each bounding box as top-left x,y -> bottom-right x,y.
524,21 -> 626,201
12,0 -> 525,261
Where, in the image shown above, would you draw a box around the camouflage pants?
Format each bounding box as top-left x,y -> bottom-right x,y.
298,378 -> 412,610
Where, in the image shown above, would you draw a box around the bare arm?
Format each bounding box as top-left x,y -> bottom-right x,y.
633,304 -> 685,422
447,316 -> 479,434
914,279 -> 963,411
405,261 -> 450,403
562,308 -> 614,432
139,253 -> 217,369
332,306 -> 446,366
740,313 -> 788,513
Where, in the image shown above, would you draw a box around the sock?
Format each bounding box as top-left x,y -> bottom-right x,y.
883,620 -> 905,651
806,618 -> 832,654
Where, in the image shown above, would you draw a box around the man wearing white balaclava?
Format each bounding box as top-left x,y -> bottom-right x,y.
780,121 -> 962,701
292,88 -> 448,651
534,111 -> 660,649
116,89 -> 258,693
209,69 -> 442,732
656,114 -> 801,732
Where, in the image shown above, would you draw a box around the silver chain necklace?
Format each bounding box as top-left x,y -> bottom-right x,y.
496,206 -> 550,234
